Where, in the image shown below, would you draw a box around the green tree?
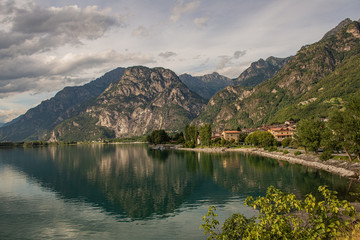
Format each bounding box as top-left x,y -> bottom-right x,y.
184,124 -> 198,146
146,130 -> 169,144
200,124 -> 212,147
172,132 -> 185,144
294,119 -> 326,154
328,96 -> 360,161
200,186 -> 356,240
281,137 -> 292,147
245,131 -> 275,147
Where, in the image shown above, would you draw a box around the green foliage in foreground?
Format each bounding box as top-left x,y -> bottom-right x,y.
200,186 -> 356,240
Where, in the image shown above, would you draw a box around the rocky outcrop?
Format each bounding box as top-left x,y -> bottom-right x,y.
50,66 -> 207,141
233,56 -> 292,87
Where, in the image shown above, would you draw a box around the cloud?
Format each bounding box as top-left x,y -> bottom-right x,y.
158,51 -> 177,59
170,0 -> 201,22
0,108 -> 25,123
233,50 -> 246,59
0,2 -> 124,58
193,17 -> 209,28
216,50 -> 247,76
0,1 -> 133,98
132,26 -> 149,37
0,50 -> 156,98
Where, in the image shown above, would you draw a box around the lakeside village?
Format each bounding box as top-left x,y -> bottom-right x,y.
212,120 -> 297,144
150,119 -> 300,148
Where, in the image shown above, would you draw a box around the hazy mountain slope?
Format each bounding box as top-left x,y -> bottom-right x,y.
49,66 -> 207,141
0,67 -> 125,141
196,19 -> 360,130
179,72 -> 232,99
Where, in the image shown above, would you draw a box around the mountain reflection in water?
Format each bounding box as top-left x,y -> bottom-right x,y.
0,144 -> 359,239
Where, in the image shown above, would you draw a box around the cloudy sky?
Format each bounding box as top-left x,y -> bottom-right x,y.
0,0 -> 359,123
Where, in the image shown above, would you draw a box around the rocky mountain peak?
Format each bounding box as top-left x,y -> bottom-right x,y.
233,56 -> 292,87
321,18 -> 353,41
49,66 -> 207,140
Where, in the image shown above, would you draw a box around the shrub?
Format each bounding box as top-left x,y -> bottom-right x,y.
319,151 -> 332,161
294,151 -> 302,156
283,150 -> 289,155
200,186 -> 356,240
281,137 -> 292,147
183,141 -> 195,148
264,146 -> 277,152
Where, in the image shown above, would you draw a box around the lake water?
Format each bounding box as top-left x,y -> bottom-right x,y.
0,144 -> 359,239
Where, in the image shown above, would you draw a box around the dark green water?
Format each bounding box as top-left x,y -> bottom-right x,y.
0,144 -> 359,239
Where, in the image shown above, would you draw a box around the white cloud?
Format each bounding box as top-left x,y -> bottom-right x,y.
158,51 -> 177,59
170,0 -> 201,22
233,50 -> 246,59
194,17 -> 209,28
0,108 -> 26,123
132,26 -> 150,37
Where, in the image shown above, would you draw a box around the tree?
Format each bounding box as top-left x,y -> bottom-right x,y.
245,131 -> 275,147
199,124 -> 212,147
294,119 -> 326,154
328,96 -> 360,161
200,186 -> 356,240
281,137 -> 292,147
172,132 -> 185,144
184,124 -> 198,146
146,130 -> 169,144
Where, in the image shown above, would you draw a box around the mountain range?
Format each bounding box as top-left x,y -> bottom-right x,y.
0,18 -> 359,141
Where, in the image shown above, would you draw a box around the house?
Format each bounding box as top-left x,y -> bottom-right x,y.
268,126 -> 295,141
211,132 -> 222,140
221,130 -> 243,142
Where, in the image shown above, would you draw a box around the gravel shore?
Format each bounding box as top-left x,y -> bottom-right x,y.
178,147 -> 360,181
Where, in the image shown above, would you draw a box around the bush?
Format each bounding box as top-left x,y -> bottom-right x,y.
319,151 -> 332,161
200,186 -> 356,240
281,137 -> 292,147
183,141 -> 195,148
294,151 -> 302,156
264,146 -> 277,152
283,150 -> 289,155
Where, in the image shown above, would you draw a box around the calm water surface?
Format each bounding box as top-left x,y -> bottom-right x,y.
0,144 -> 359,239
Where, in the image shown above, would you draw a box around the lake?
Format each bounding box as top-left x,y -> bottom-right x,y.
0,144 -> 359,239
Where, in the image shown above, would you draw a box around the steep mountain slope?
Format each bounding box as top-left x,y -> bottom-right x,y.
233,56 -> 292,87
270,54 -> 360,122
0,67 -> 125,141
179,72 -> 232,99
49,66 -> 207,141
196,19 -> 360,130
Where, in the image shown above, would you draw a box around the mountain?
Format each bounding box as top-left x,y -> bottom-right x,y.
233,56 -> 292,87
179,72 -> 232,99
178,57 -> 291,100
195,19 -> 360,130
49,66 -> 207,141
320,18 -> 353,41
0,67 -> 126,141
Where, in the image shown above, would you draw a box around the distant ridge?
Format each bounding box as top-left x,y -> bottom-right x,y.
0,67 -> 126,141
179,72 -> 232,99
233,56 -> 292,87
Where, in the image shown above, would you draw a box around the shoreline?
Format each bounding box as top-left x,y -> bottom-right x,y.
177,147 -> 360,181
